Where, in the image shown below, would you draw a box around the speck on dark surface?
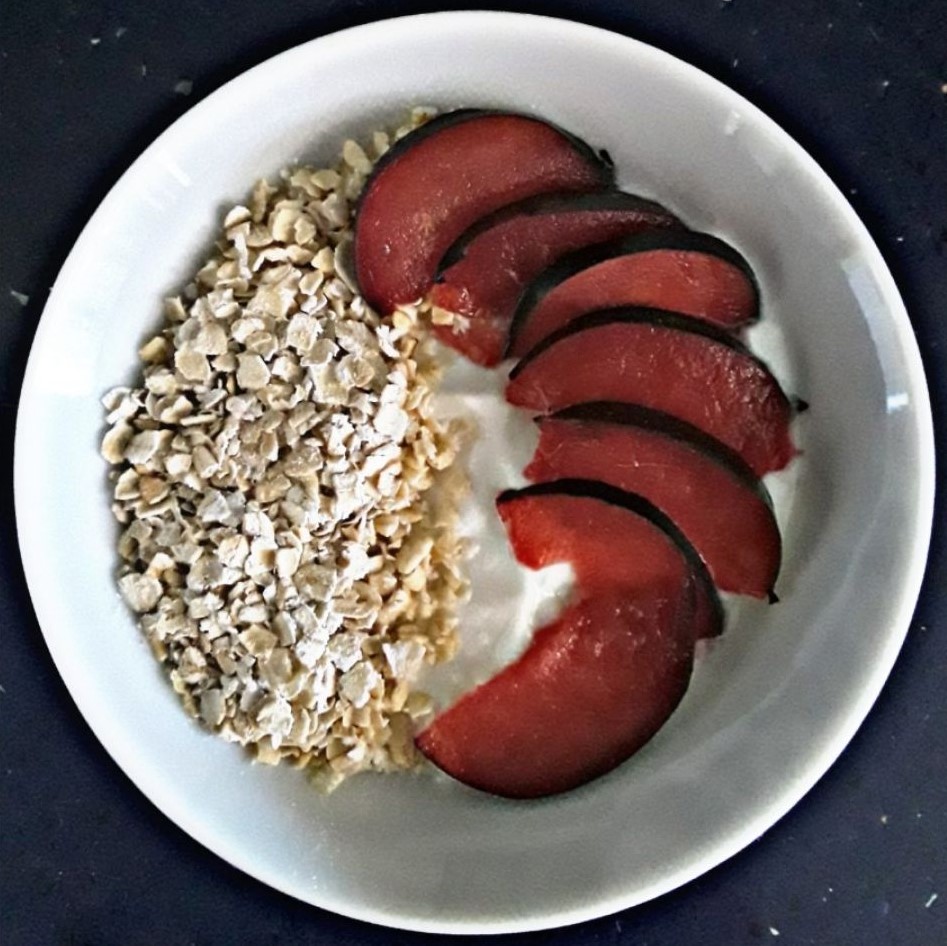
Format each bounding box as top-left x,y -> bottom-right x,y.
0,2 -> 945,945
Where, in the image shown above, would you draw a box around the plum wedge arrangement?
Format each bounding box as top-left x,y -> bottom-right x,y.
354,109 -> 803,799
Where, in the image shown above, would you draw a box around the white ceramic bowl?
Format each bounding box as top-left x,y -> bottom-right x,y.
15,12 -> 934,934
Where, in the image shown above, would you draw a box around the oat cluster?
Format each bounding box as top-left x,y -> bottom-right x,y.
101,111 -> 470,791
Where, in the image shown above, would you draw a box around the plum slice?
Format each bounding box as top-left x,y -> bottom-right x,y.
429,191 -> 679,366
507,230 -> 759,358
496,479 -> 722,640
417,479 -> 719,798
507,309 -> 797,476
415,586 -> 696,799
527,403 -> 782,599
353,110 -> 614,314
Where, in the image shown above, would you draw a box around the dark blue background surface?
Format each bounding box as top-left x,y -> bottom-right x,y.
1,2 -> 944,943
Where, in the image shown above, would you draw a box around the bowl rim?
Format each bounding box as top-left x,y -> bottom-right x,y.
14,10 -> 936,934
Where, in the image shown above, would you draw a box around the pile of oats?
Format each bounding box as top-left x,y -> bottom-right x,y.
101,110 -> 470,792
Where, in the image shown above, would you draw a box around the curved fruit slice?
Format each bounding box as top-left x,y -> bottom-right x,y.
507,309 -> 796,476
354,110 -> 614,313
527,403 -> 781,599
429,191 -> 679,365
496,479 -> 722,640
415,586 -> 695,798
507,230 -> 759,358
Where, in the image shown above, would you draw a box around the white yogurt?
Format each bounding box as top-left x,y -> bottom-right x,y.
418,351 -> 574,706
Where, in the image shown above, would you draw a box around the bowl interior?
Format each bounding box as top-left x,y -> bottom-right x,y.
14,12 -> 933,934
